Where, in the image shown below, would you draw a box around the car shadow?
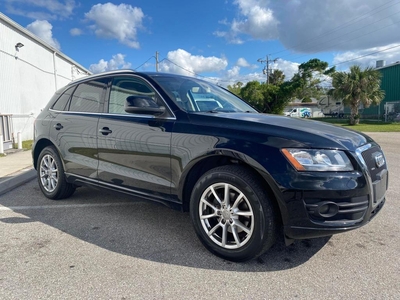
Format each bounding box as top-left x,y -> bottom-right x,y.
0,181 -> 330,271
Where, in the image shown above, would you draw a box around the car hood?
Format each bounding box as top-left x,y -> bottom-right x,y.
189,112 -> 373,151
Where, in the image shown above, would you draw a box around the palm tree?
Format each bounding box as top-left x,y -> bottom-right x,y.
331,65 -> 385,125
268,69 -> 285,85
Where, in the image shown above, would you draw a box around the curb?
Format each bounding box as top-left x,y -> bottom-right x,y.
0,167 -> 36,196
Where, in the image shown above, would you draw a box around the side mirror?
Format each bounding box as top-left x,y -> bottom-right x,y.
125,96 -> 165,115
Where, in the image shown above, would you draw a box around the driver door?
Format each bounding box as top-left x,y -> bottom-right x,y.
97,75 -> 174,200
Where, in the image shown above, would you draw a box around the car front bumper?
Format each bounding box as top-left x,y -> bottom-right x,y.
277,143 -> 388,240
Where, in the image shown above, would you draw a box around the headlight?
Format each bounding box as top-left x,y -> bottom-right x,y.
281,149 -> 354,171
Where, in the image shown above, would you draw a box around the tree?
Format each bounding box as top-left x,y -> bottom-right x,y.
331,65 -> 385,125
227,81 -> 243,96
231,59 -> 335,115
240,81 -> 265,110
268,69 -> 285,85
260,84 -> 282,114
291,58 -> 335,103
240,79 -> 296,114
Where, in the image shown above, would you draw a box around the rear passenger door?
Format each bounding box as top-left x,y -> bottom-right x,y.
97,75 -> 174,200
49,78 -> 108,180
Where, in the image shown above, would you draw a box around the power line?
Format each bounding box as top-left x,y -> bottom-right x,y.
159,44 -> 399,85
136,56 -> 216,81
134,56 -> 156,70
257,55 -> 278,84
138,40 -> 400,86
283,15 -> 400,64
159,58 -> 203,77
159,58 -> 224,82
158,57 -> 239,84
269,0 -> 400,57
331,43 -> 400,67
280,9 -> 400,59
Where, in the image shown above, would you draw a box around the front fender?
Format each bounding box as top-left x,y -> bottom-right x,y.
175,148 -> 289,225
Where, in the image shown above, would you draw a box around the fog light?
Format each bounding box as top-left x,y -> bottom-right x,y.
317,202 -> 339,218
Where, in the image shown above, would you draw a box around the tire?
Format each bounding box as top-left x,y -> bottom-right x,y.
190,165 -> 276,261
37,146 -> 76,200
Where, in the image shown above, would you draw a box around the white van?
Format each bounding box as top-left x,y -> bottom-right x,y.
284,107 -> 311,118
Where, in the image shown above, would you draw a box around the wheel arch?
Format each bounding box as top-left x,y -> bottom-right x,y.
179,149 -> 284,226
34,138 -> 76,200
33,138 -> 58,169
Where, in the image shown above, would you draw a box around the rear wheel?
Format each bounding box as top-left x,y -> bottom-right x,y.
37,146 -> 75,200
190,165 -> 276,261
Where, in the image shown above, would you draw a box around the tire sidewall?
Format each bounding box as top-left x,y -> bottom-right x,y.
37,146 -> 64,199
190,167 -> 272,261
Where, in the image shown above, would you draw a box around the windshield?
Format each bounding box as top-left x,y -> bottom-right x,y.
149,74 -> 257,113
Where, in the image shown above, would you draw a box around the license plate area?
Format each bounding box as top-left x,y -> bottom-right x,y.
372,169 -> 388,207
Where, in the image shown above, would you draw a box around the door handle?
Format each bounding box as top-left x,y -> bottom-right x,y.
54,123 -> 63,130
99,127 -> 112,135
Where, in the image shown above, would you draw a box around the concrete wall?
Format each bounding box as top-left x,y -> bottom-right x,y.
0,13 -> 90,142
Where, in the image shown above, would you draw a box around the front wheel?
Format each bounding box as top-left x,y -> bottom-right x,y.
190,165 -> 277,261
37,146 -> 76,200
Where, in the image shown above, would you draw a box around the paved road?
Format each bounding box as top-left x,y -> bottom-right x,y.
0,133 -> 399,299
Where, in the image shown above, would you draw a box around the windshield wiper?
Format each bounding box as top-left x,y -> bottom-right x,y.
206,110 -> 250,113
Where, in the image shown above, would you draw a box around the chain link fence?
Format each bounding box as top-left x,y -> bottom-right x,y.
384,101 -> 400,122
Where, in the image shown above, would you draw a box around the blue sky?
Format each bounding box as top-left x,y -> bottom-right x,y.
2,0 -> 400,86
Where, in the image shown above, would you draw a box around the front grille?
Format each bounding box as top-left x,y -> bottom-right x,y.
360,145 -> 387,181
304,144 -> 387,225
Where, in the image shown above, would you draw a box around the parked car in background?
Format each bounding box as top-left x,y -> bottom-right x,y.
33,71 -> 388,261
284,107 -> 311,118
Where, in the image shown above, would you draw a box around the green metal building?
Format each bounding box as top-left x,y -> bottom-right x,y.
359,61 -> 400,118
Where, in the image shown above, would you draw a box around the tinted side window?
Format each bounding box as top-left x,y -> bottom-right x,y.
109,76 -> 161,114
69,80 -> 107,113
52,86 -> 75,111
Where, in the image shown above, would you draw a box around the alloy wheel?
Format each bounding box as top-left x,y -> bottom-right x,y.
39,154 -> 59,193
199,182 -> 254,249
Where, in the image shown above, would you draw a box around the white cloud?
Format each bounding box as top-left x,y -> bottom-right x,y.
236,58 -> 250,67
218,0 -> 400,53
70,28 -> 82,36
217,58 -> 299,87
4,0 -> 76,20
154,50 -> 299,87
87,49 -> 296,87
333,43 -> 400,70
158,49 -> 228,76
26,20 -> 60,49
274,0 -> 400,53
236,58 -> 258,69
213,30 -> 244,45
218,70 -> 266,87
232,1 -> 278,39
226,66 -> 241,78
215,0 -> 279,43
89,53 -> 132,73
85,3 -> 144,49
273,59 -> 299,81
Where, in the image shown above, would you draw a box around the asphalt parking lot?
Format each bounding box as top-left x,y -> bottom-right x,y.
0,132 -> 399,300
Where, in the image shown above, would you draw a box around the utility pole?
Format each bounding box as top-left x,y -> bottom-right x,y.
257,55 -> 278,84
155,51 -> 159,72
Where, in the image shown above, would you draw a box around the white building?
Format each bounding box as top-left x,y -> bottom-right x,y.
0,13 -> 90,149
